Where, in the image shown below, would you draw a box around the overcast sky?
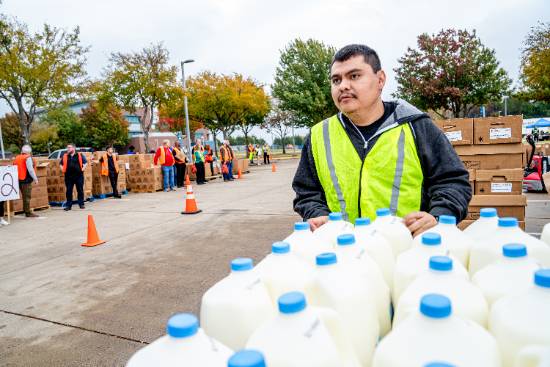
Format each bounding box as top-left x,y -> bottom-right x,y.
1,0 -> 548,140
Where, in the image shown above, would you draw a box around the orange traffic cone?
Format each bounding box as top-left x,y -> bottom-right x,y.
185,174 -> 191,187
238,168 -> 243,179
81,215 -> 106,247
272,162 -> 277,172
181,183 -> 202,215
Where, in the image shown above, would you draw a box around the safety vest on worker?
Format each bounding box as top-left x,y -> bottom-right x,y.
62,152 -> 83,174
101,153 -> 119,176
13,153 -> 36,181
311,114 -> 424,223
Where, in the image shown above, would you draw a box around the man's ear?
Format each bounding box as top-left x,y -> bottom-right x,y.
377,70 -> 386,92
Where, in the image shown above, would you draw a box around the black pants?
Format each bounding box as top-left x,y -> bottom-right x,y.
108,172 -> 119,196
195,162 -> 206,184
0,201 -> 4,217
264,152 -> 270,164
176,164 -> 186,187
209,162 -> 214,176
65,175 -> 84,207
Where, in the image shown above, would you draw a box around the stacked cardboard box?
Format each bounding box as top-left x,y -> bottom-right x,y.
126,154 -> 163,192
45,153 -> 93,203
436,115 -> 526,229
91,159 -> 127,197
0,159 -> 50,213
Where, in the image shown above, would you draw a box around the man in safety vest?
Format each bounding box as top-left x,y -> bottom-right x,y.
13,144 -> 39,218
99,147 -> 121,198
292,44 -> 472,237
59,143 -> 88,211
220,140 -> 235,181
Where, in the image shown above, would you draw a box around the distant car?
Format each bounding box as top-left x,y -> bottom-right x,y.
48,147 -> 94,160
0,151 -> 14,159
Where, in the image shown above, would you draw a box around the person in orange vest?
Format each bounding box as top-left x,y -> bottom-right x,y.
220,140 -> 235,181
59,143 -> 88,211
13,144 -> 39,218
153,139 -> 176,191
99,147 -> 121,199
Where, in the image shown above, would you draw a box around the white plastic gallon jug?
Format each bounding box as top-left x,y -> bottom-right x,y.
393,256 -> 488,327
542,223 -> 550,246
463,208 -> 499,242
335,233 -> 392,336
373,294 -> 501,367
489,269 -> 550,367
424,363 -> 456,367
412,215 -> 470,267
313,212 -> 354,247
514,345 -> 550,367
473,244 -> 541,306
256,242 -> 315,307
201,258 -> 275,350
127,313 -> 233,367
228,350 -> 266,367
285,222 -> 332,265
354,217 -> 395,287
470,217 -> 550,275
246,291 -> 361,367
310,252 -> 379,367
393,233 -> 466,303
371,208 -> 412,257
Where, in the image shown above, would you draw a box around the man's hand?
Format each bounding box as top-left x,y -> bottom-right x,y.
308,216 -> 329,231
403,211 -> 438,237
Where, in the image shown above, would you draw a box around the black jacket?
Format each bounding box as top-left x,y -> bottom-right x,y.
292,100 -> 472,221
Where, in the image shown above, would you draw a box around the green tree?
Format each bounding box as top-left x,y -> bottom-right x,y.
0,112 -> 24,151
0,17 -> 88,144
29,122 -> 61,154
394,29 -> 512,118
45,108 -> 88,147
103,43 -> 178,152
262,104 -> 297,154
229,135 -> 266,146
272,39 -> 338,127
80,102 -> 129,149
519,22 -> 550,102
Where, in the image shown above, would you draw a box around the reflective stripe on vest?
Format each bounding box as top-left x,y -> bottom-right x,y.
311,115 -> 423,223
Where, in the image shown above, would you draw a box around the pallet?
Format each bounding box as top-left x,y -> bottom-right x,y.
93,190 -> 129,199
10,204 -> 50,215
129,188 -> 163,193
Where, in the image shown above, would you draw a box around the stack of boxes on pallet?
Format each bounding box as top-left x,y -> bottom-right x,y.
125,154 -> 163,193
435,115 -> 526,229
90,151 -> 127,197
0,159 -> 50,213
44,153 -> 94,203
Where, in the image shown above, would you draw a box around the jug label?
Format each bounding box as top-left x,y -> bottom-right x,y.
245,278 -> 262,290
304,318 -> 321,338
356,248 -> 366,260
444,131 -> 462,142
489,127 -> 512,140
491,182 -> 512,193
208,336 -> 220,352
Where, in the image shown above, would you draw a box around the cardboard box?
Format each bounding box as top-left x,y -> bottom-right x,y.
468,169 -> 475,192
466,194 -> 526,220
475,169 -> 524,195
473,116 -> 522,145
460,154 -> 523,170
459,219 -> 525,231
435,118 -> 474,145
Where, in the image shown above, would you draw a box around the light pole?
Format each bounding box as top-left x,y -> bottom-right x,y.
0,118 -> 5,159
181,59 -> 195,161
503,95 -> 509,116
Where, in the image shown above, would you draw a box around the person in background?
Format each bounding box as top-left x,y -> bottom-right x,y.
13,144 -> 39,218
99,147 -> 121,199
263,143 -> 271,165
127,145 -> 136,155
248,143 -> 255,165
172,141 -> 187,188
220,140 -> 234,182
0,202 -> 7,226
154,139 -> 176,192
204,144 -> 214,177
193,140 -> 207,185
60,143 -> 88,211
256,144 -> 262,165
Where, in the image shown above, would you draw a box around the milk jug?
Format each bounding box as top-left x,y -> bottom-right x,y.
335,233 -> 392,336
469,217 -> 550,275
126,313 -> 233,367
371,208 -> 412,257
424,363 -> 456,367
313,212 -> 354,247
463,208 -> 499,242
256,242 -> 315,307
373,294 -> 501,367
310,252 -> 379,367
541,223 -> 550,246
393,233 -> 466,303
393,256 -> 488,327
473,244 -> 541,306
354,217 -> 395,287
412,215 -> 470,267
246,291 -> 361,367
285,222 -> 332,265
201,258 -> 275,350
489,269 -> 550,367
228,350 -> 266,367
515,345 -> 550,367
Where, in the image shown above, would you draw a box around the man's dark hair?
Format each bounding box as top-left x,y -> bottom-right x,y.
331,44 -> 382,73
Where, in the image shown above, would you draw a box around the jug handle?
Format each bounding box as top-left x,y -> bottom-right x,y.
515,345 -> 550,367
314,306 -> 362,367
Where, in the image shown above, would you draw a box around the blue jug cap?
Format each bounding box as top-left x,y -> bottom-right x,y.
316,252 -> 337,266
376,208 -> 390,217
422,232 -> 441,246
480,208 -> 497,218
228,350 -> 266,367
534,269 -> 550,288
329,212 -> 343,221
166,313 -> 198,338
231,258 -> 253,271
498,217 -> 518,227
502,244 -> 527,258
355,217 -> 371,226
420,294 -> 452,318
337,233 -> 356,246
278,291 -> 307,314
438,215 -> 456,225
272,242 -> 290,254
294,222 -> 309,231
429,256 -> 453,271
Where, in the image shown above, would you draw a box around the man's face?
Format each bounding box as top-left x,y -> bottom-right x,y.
330,55 -> 386,115
107,147 -> 113,154
67,145 -> 75,154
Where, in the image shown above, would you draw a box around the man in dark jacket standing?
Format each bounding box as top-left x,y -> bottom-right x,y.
60,144 -> 88,211
292,44 -> 471,237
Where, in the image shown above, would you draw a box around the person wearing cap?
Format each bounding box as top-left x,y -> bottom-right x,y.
13,144 -> 39,217
292,44 -> 471,236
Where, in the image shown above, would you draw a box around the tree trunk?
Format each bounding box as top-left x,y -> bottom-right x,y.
16,98 -> 31,145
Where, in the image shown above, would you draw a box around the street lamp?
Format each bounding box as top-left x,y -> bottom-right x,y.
181,59 -> 195,162
503,95 -> 509,116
